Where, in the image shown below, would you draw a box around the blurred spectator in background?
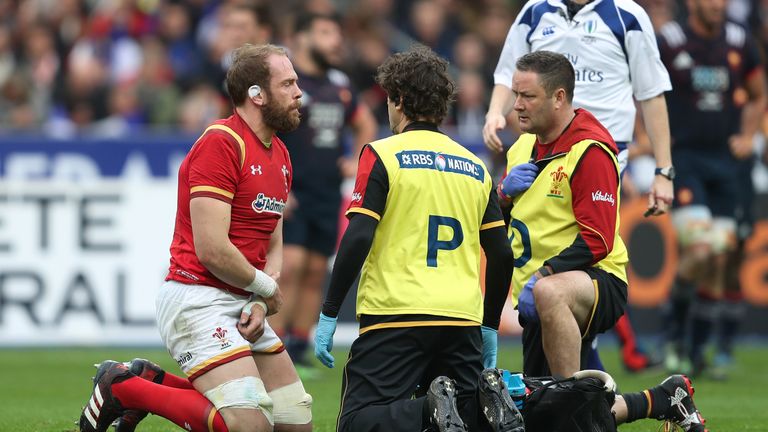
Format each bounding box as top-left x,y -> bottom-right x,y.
201,3 -> 273,96
0,73 -> 36,128
0,24 -> 27,128
19,22 -> 60,126
343,0 -> 410,125
474,2 -> 517,68
405,0 -> 460,60
453,32 -> 491,79
89,82 -> 144,137
467,2 -> 519,176
48,41 -> 110,137
449,70 -> 488,143
0,25 -> 13,87
657,0 -> 767,378
450,29 -> 500,160
0,0 -> 526,139
136,36 -> 182,127
178,83 -> 229,133
155,1 -> 201,91
86,0 -> 153,84
345,27 -> 391,124
269,12 -> 377,372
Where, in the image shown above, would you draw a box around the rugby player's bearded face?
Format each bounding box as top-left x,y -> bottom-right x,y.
262,89 -> 301,132
263,54 -> 302,132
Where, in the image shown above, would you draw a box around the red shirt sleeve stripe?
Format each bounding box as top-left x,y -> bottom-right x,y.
202,124 -> 246,169
187,132 -> 241,204
347,145 -> 379,216
189,186 -> 234,203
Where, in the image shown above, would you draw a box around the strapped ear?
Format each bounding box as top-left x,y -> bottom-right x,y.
248,84 -> 265,107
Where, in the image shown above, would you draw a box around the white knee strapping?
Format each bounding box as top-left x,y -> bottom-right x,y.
203,376 -> 274,424
268,380 -> 313,425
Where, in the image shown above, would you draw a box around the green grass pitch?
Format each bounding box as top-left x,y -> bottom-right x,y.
3,344 -> 767,431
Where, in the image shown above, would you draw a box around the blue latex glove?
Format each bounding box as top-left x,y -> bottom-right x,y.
314,313 -> 338,368
481,326 -> 498,369
501,163 -> 539,198
518,274 -> 539,323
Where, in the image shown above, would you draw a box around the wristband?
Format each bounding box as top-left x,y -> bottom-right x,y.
497,183 -> 512,202
244,269 -> 277,297
538,266 -> 552,277
242,299 -> 268,315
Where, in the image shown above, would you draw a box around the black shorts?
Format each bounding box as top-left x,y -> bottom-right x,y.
672,148 -> 741,219
337,322 -> 485,432
521,267 -> 627,377
283,191 -> 341,256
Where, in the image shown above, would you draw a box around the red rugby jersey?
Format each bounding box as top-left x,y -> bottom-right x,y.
166,112 -> 292,296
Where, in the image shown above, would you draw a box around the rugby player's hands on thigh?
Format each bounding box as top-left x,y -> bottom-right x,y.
263,287 -> 284,316
260,272 -> 283,316
238,301 -> 267,343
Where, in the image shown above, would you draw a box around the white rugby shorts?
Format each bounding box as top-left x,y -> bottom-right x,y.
156,280 -> 284,380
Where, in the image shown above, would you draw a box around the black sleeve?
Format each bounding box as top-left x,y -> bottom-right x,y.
321,213 -> 378,318
482,188 -> 505,227
480,189 -> 514,330
543,234 -> 595,274
501,200 -> 512,228
481,227 -> 513,329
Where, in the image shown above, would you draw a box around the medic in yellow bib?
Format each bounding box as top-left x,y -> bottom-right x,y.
312,45 -> 521,432
498,51 -> 629,378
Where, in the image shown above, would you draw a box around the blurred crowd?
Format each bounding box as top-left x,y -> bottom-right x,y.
0,0 -> 521,139
0,0 -> 767,142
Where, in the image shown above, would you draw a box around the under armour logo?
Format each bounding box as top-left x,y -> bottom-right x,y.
251,164 -> 262,175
